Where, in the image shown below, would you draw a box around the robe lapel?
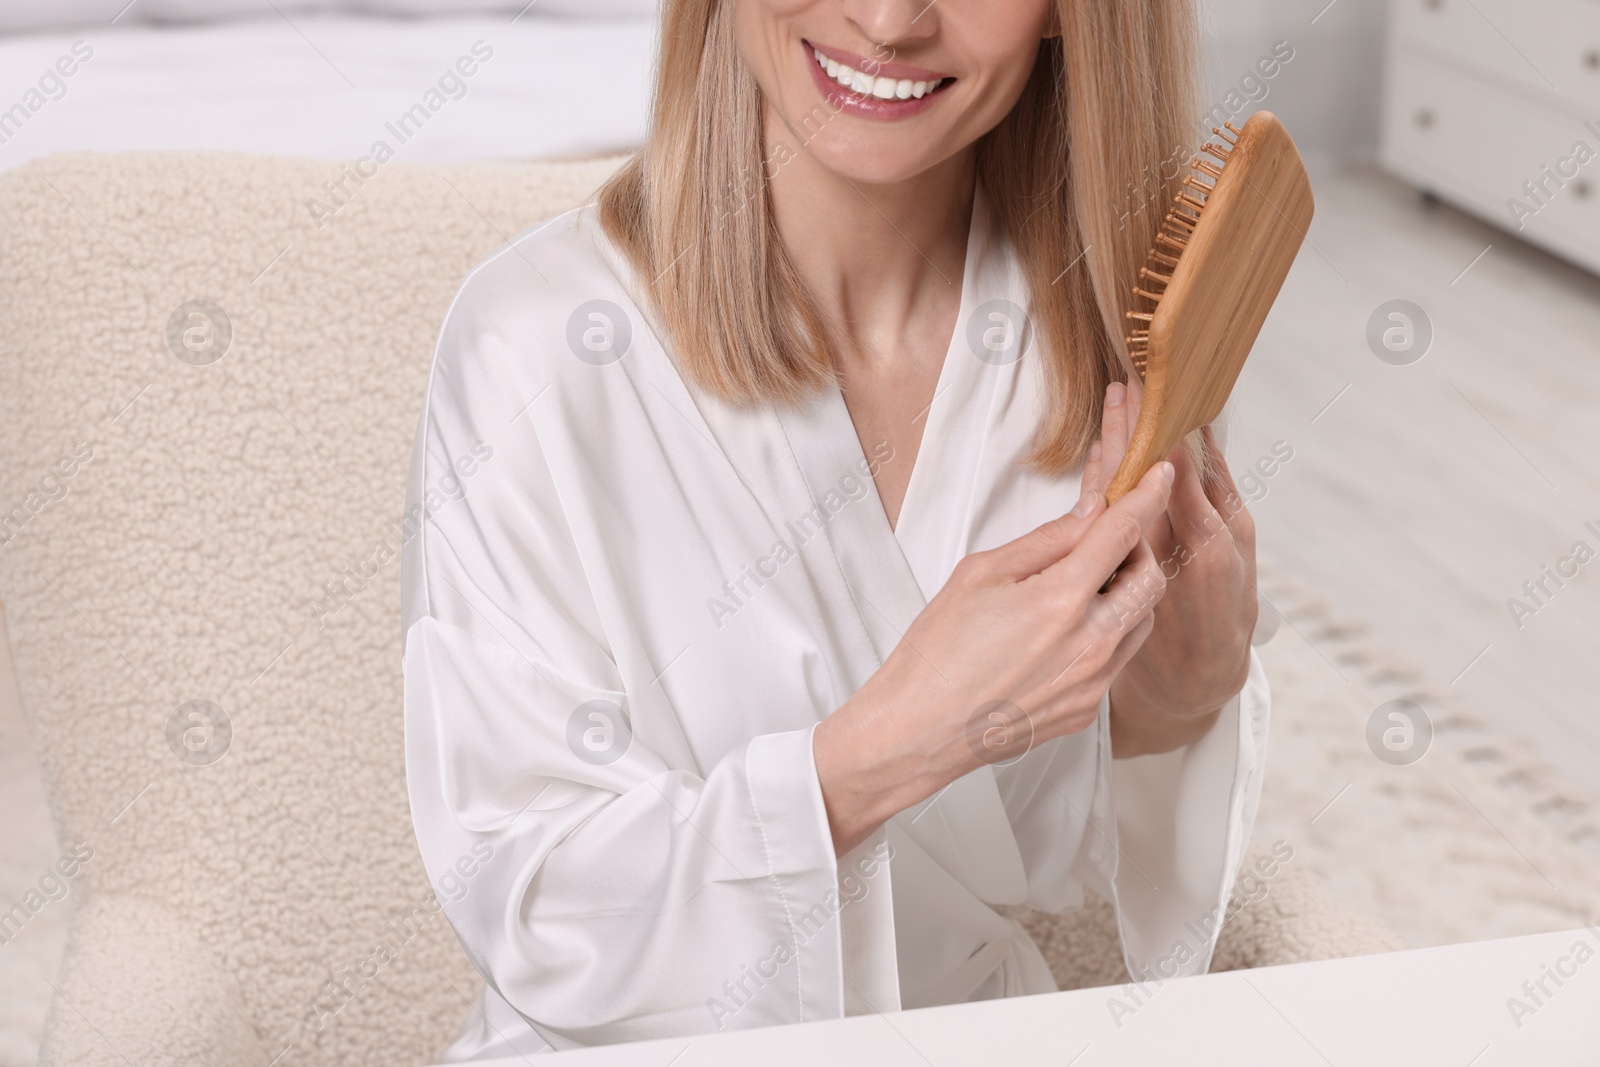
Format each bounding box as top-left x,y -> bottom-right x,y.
771,185 -> 1030,908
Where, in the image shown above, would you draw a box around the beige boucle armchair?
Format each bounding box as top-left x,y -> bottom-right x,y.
0,152 -> 1398,1067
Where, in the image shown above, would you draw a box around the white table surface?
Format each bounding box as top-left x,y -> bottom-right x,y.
462,926 -> 1600,1066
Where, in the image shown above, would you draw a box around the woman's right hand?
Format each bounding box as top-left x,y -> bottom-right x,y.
812,460 -> 1176,855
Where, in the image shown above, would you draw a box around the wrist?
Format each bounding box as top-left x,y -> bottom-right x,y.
1109,670 -> 1228,758
1123,639 -> 1251,719
814,666 -> 975,854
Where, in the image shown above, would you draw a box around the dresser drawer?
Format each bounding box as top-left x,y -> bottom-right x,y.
1392,0 -> 1600,115
1382,49 -> 1600,272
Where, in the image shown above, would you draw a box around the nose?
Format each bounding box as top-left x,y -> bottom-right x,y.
840,0 -> 939,55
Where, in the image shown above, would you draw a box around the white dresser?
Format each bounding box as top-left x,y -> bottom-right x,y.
1381,0 -> 1600,274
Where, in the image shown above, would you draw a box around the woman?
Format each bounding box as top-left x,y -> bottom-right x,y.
403,0 -> 1266,1056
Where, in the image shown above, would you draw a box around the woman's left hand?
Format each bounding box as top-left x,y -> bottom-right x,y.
1079,378 -> 1259,757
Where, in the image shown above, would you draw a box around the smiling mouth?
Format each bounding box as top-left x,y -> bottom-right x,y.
806,43 -> 953,103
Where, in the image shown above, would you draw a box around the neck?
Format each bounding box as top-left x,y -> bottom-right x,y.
764,106 -> 976,366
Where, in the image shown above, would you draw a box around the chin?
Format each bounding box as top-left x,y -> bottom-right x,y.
799,132 -> 951,187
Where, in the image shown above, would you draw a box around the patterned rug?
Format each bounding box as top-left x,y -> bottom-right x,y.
1248,558 -> 1600,947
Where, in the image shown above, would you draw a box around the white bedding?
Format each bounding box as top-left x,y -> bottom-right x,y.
0,12 -> 655,172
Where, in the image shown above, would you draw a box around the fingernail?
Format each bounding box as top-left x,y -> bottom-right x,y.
1106,382 -> 1125,407
1088,441 -> 1102,462
1156,460 -> 1175,484
1072,489 -> 1099,517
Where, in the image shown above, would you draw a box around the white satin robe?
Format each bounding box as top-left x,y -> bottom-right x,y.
401,186 -> 1271,1059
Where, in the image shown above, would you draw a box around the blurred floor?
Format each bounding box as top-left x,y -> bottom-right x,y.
1231,163 -> 1600,810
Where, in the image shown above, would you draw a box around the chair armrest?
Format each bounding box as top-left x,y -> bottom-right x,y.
40,893 -> 267,1067
1210,858 -> 1406,972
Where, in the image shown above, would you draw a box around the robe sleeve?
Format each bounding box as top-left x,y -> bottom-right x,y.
994,650 -> 1270,981
401,272 -> 845,1050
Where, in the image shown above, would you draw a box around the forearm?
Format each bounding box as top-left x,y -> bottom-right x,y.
812,658 -> 980,855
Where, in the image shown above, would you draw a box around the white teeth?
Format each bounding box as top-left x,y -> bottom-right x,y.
812,47 -> 945,100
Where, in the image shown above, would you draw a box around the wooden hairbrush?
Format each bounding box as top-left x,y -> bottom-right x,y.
1106,111 -> 1314,502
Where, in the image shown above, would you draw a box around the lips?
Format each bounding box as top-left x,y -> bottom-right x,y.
802,39 -> 954,120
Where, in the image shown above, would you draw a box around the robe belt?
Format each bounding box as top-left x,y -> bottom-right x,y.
900,765 -> 1031,906
912,917 -> 1056,1006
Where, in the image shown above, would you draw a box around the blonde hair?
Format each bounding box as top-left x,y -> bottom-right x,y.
598,0 -> 1199,474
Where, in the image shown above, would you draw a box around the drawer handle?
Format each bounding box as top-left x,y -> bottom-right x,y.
1576,181 -> 1593,201
1585,50 -> 1599,72
1416,108 -> 1436,129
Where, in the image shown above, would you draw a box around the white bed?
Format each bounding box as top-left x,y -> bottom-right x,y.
0,8 -> 655,172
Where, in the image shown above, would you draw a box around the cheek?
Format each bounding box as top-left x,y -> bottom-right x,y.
927,11 -> 1053,151
953,5 -> 1053,97
730,0 -> 808,105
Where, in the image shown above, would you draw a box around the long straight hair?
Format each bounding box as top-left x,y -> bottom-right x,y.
598,0 -> 1199,474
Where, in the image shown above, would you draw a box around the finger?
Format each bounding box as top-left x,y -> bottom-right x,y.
1109,609 -> 1158,674
989,485 -> 1106,580
1094,536 -> 1166,633
1043,459 -> 1175,596
1098,534 -> 1160,601
1100,379 -> 1146,497
1124,375 -> 1145,436
1191,427 -> 1259,577
1082,440 -> 1105,496
1098,382 -> 1131,483
1166,437 -> 1223,548
1196,425 -> 1254,563
1198,425 -> 1255,544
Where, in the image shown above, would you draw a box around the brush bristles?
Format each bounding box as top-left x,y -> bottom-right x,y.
1122,125 -> 1238,380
